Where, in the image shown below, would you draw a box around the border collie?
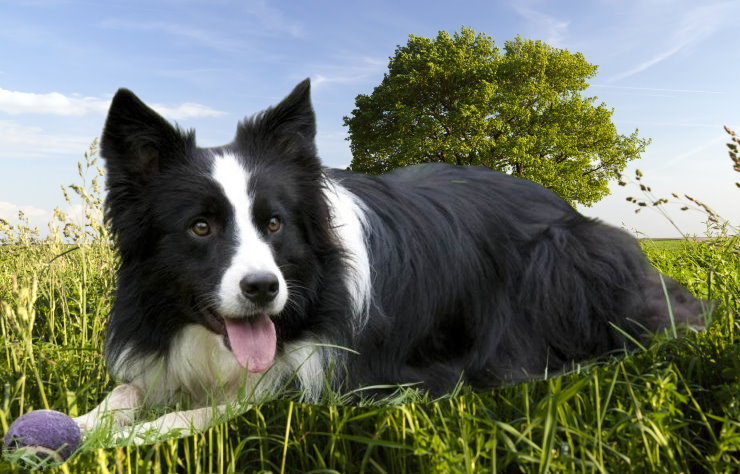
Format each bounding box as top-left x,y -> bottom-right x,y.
75,80 -> 704,438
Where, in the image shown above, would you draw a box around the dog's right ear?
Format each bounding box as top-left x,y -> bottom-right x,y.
101,89 -> 193,180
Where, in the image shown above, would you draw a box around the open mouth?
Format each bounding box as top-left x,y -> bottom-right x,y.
204,308 -> 227,336
203,308 -> 277,373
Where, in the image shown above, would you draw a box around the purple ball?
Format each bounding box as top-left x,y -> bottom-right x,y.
3,410 -> 81,465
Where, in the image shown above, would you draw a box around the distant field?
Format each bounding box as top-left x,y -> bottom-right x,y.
641,237 -> 730,254
641,238 -> 690,253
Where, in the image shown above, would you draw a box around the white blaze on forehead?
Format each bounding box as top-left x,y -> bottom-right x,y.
211,152 -> 287,317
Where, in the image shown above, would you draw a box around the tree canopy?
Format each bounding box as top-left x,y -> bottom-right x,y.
344,27 -> 650,206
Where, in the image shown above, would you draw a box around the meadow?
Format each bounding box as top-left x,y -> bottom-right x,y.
0,144 -> 738,473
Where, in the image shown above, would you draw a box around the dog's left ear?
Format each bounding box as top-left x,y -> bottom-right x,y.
237,79 -> 317,151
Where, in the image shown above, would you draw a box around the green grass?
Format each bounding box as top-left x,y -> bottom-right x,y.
640,239 -> 687,253
1,149 -> 738,472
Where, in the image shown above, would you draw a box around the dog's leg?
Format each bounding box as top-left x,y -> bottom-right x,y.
73,383 -> 143,432
112,404 -> 229,445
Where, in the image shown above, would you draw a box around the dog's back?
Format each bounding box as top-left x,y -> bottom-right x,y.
332,164 -> 705,393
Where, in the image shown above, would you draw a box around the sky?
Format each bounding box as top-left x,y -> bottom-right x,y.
1,0 -> 738,238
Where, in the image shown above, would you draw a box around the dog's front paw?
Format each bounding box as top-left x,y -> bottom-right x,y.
73,412 -> 100,433
74,408 -> 138,433
111,423 -> 187,446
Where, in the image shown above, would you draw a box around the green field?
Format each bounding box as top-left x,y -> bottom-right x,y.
1,158 -> 738,472
640,239 -> 687,253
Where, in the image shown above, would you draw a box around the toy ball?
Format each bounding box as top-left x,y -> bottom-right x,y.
3,410 -> 81,467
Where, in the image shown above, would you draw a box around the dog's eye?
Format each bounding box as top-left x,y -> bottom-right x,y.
267,216 -> 281,233
191,219 -> 211,237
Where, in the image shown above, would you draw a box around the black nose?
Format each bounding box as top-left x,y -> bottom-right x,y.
239,272 -> 279,306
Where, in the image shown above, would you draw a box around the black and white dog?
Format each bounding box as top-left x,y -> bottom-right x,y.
75,80 -> 703,437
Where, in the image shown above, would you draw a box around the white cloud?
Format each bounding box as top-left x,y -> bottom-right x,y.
0,120 -> 90,158
0,201 -> 47,221
0,88 -> 225,119
60,203 -> 89,226
0,89 -> 108,116
151,102 -> 226,119
0,202 -> 101,238
313,74 -> 362,88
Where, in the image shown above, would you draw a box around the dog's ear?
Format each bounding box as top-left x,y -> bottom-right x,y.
101,89 -> 193,181
263,78 -> 316,139
237,79 -> 317,158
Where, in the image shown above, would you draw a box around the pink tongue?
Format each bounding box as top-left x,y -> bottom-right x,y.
224,314 -> 276,373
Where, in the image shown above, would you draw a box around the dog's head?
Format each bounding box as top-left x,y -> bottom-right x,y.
101,80 -> 334,373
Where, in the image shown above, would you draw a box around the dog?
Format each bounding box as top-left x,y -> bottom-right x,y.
74,79 -> 704,439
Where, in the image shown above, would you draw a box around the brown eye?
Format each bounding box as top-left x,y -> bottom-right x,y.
191,219 -> 211,237
267,216 -> 281,233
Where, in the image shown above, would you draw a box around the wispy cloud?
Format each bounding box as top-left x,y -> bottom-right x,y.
99,1 -> 302,51
312,56 -> 387,90
662,135 -> 729,166
0,201 -> 101,236
0,120 -> 90,158
512,5 -> 569,45
99,19 -> 248,52
609,43 -> 687,83
0,88 -> 225,119
609,2 -> 735,82
0,89 -> 108,116
0,201 -> 47,221
242,0 -> 304,38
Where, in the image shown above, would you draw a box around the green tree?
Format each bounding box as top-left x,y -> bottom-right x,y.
344,27 -> 650,206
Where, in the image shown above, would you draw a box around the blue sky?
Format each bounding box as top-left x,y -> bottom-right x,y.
1,0 -> 738,237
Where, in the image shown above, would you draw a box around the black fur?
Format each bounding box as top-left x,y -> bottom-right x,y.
101,79 -> 704,399
334,165 -> 703,393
